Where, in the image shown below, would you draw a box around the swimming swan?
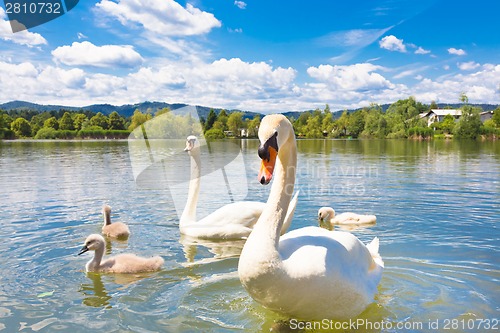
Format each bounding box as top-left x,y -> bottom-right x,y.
318,207 -> 377,230
179,135 -> 298,239
78,234 -> 164,273
101,205 -> 130,239
238,114 -> 384,320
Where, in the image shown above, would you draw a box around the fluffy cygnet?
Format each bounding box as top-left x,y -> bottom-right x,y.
101,205 -> 130,239
78,234 -> 164,273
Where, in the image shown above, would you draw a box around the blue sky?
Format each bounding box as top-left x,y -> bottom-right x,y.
1,0 -> 499,112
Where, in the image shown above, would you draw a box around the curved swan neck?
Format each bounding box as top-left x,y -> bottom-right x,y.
180,147 -> 201,225
89,246 -> 104,270
103,210 -> 111,226
247,134 -> 297,251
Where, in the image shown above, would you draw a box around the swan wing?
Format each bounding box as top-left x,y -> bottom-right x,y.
280,190 -> 299,235
272,226 -> 383,319
198,201 -> 265,227
181,201 -> 265,239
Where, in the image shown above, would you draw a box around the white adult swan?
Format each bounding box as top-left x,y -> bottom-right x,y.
238,115 -> 384,320
101,204 -> 131,239
318,207 -> 377,230
179,135 -> 298,240
78,234 -> 163,273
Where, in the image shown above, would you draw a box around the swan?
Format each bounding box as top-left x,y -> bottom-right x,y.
238,114 -> 384,320
318,207 -> 377,230
101,205 -> 130,239
78,234 -> 164,273
179,135 -> 298,239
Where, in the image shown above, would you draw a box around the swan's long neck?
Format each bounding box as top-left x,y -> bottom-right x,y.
242,135 -> 297,262
89,246 -> 104,270
180,148 -> 201,225
103,210 -> 111,226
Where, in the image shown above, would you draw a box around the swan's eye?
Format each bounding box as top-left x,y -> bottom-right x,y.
258,132 -> 278,161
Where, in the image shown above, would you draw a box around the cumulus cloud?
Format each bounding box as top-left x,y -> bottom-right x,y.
458,61 -> 480,71
52,41 -> 143,68
95,0 -> 221,37
234,1 -> 247,9
307,63 -> 393,91
448,48 -> 466,56
414,47 -> 430,55
0,8 -> 47,46
379,35 -> 406,52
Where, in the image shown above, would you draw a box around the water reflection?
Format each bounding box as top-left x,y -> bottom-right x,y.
179,235 -> 245,265
79,273 -> 112,308
103,236 -> 128,255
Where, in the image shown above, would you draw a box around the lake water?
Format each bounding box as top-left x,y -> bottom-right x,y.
0,139 -> 498,332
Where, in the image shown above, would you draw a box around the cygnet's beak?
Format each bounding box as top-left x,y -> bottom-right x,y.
78,245 -> 89,255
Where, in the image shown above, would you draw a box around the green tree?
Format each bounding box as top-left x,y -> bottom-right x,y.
155,107 -> 170,117
204,128 -> 225,140
227,112 -> 244,136
59,112 -> 74,130
108,111 -> 125,130
459,92 -> 469,104
303,112 -> 322,138
335,111 -> 350,136
245,115 -> 260,137
454,105 -> 482,139
73,113 -> 88,131
439,114 -> 456,134
44,117 -> 59,130
30,113 -> 50,136
128,109 -> 152,131
492,107 -> 500,127
347,110 -> 365,138
321,112 -> 334,136
215,109 -> 228,131
89,112 -> 109,130
11,118 -> 32,137
204,109 -> 217,132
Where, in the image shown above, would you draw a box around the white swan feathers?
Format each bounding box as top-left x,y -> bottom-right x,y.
101,204 -> 130,239
238,114 -> 384,320
78,234 -> 164,273
318,206 -> 377,230
179,135 -> 297,239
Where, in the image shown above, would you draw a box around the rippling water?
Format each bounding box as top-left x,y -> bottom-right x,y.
0,139 -> 498,332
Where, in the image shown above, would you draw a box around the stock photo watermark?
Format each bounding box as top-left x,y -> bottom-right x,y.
2,0 -> 79,32
289,317 -> 499,331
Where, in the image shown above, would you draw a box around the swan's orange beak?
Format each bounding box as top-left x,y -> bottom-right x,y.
258,146 -> 277,185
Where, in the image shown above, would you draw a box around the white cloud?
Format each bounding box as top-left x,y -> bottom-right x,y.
95,0 -> 221,37
234,1 -> 247,9
379,35 -> 406,52
448,48 -> 466,56
457,61 -> 480,71
443,65 -> 450,70
0,8 -> 47,47
52,41 -> 143,68
228,28 -> 243,33
77,32 -> 88,39
317,27 -> 392,48
307,63 -> 393,91
415,47 -> 430,55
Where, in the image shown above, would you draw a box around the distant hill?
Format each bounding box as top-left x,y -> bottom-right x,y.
0,100 -> 262,120
1,100 -> 497,120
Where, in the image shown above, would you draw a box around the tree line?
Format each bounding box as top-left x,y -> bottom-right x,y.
290,98 -> 500,140
1,96 -> 499,140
